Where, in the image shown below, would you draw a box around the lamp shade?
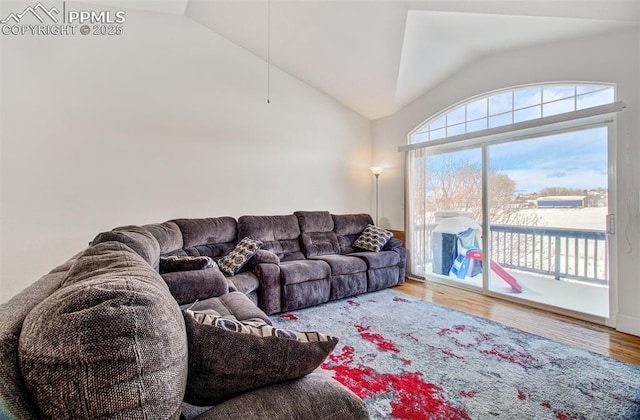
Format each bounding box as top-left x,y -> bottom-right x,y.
370,166 -> 384,176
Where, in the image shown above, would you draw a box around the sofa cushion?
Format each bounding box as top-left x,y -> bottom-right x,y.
295,211 -> 340,258
295,210 -> 334,233
353,224 -> 393,252
280,260 -> 331,286
18,244 -> 188,419
180,291 -> 271,324
62,241 -> 146,287
227,271 -> 260,296
91,225 -> 161,269
188,371 -> 369,420
238,215 -> 305,261
184,243 -> 236,260
218,237 -> 263,276
144,221 -> 184,254
0,255 -> 79,419
162,266 -> 229,305
160,255 -> 215,274
183,309 -> 337,406
300,232 -> 340,258
172,217 -> 237,249
311,254 -> 367,275
332,214 -> 374,255
349,250 -> 401,269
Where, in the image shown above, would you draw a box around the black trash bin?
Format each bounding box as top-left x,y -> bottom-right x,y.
431,231 -> 456,275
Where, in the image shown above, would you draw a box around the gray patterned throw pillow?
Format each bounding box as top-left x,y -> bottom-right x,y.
217,237 -> 263,276
353,224 -> 393,252
183,309 -> 338,405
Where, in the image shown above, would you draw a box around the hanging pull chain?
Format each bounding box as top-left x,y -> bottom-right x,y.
267,0 -> 271,104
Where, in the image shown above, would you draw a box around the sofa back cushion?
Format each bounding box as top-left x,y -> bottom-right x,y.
172,217 -> 238,259
332,213 -> 374,255
0,257 -> 79,419
294,211 -> 340,258
91,225 -> 161,270
144,221 -> 184,255
18,242 -> 188,419
238,215 -> 304,262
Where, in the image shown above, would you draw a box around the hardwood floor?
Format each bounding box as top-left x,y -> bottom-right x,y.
393,279 -> 640,366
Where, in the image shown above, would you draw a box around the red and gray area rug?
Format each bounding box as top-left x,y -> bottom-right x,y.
271,289 -> 640,420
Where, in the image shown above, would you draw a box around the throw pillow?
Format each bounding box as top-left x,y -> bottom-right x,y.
183,309 -> 338,405
159,255 -> 215,274
217,237 -> 263,276
353,224 -> 393,252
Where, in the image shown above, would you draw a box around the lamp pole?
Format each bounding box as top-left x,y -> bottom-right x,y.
374,173 -> 380,225
370,167 -> 384,225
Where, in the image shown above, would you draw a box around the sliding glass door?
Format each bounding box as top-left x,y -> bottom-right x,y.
486,127 -> 609,317
407,125 -> 612,320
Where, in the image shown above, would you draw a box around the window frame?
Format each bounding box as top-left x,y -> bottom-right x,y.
408,83 -> 616,146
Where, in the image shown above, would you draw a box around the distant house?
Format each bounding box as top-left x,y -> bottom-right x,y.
536,196 -> 586,208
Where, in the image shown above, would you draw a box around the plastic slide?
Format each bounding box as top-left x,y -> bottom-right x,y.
489,260 -> 523,293
465,250 -> 523,293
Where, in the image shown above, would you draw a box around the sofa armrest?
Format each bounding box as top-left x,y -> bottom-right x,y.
242,249 -> 280,273
383,238 -> 407,284
382,237 -> 403,251
189,371 -> 368,420
253,263 -> 282,315
249,249 -> 280,265
161,267 -> 229,305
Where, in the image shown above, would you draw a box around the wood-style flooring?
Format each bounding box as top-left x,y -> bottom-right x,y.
392,279 -> 640,366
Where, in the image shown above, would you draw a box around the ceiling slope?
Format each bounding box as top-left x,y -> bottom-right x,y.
184,1 -> 638,120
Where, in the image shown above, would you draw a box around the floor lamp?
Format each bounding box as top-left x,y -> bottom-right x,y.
370,167 -> 384,225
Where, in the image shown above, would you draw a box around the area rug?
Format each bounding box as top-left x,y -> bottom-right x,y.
270,289 -> 640,420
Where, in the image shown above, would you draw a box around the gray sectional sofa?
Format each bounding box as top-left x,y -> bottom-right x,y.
239,211 -> 406,314
0,210 -> 405,419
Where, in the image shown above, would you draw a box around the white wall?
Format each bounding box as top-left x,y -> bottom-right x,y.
0,5 -> 372,302
372,28 -> 640,335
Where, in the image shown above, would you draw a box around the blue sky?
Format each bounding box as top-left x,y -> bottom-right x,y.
492,126 -> 608,193
427,126 -> 608,194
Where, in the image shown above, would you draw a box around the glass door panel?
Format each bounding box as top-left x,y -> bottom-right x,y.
486,127 -> 609,317
420,148 -> 484,290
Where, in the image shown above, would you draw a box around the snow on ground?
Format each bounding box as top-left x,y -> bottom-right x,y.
517,206 -> 607,230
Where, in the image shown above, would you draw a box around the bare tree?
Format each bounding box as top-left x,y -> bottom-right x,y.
424,157 -> 539,226
538,187 -> 585,197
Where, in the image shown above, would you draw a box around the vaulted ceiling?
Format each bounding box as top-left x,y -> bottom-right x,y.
90,0 -> 640,120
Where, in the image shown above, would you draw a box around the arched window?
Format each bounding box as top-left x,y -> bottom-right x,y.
410,83 -> 615,144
